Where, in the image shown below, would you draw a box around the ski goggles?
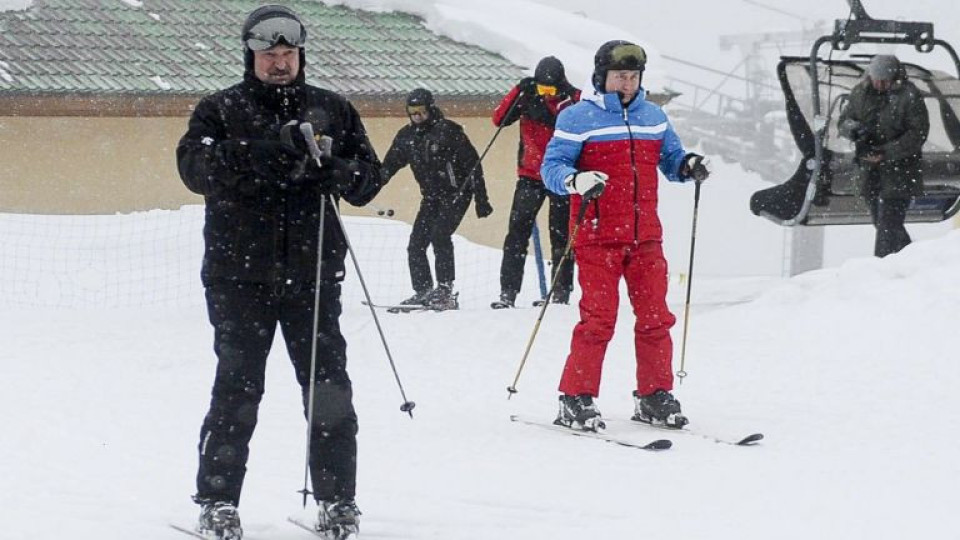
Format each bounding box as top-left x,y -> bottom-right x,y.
536,84 -> 557,96
406,104 -> 429,115
244,16 -> 306,51
608,43 -> 647,71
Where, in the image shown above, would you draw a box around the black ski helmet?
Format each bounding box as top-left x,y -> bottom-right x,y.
240,4 -> 307,72
406,88 -> 435,108
592,40 -> 646,91
534,56 -> 566,86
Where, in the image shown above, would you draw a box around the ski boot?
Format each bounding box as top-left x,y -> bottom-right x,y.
425,282 -> 459,311
316,499 -> 360,540
551,289 -> 571,305
533,289 -> 570,307
554,394 -> 605,432
196,501 -> 243,540
388,289 -> 431,313
632,389 -> 689,428
490,291 -> 516,309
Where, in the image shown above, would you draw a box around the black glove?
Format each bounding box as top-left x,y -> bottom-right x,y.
518,77 -> 537,96
680,153 -> 709,182
311,155 -> 358,195
246,140 -> 305,181
475,198 -> 493,218
839,119 -> 865,142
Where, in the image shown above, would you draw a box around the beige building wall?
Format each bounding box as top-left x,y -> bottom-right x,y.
0,114 -> 537,249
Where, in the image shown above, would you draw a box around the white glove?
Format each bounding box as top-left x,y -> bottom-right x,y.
564,171 -> 609,198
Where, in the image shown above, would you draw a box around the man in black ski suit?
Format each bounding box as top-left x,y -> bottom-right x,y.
381,88 -> 493,310
176,5 -> 383,539
838,54 -> 929,257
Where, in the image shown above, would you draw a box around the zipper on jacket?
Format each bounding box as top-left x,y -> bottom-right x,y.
624,107 -> 640,243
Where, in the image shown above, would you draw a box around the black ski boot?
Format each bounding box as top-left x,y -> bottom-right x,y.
490,290 -> 516,309
398,289 -> 430,307
196,501 -> 243,540
533,290 -> 571,307
388,289 -> 431,313
425,282 -> 459,311
554,394 -> 605,432
316,499 -> 360,540
632,389 -> 688,428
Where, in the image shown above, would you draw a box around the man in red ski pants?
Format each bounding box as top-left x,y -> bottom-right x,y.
541,40 -> 710,432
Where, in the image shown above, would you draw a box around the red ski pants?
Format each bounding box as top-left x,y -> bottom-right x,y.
558,241 -> 676,397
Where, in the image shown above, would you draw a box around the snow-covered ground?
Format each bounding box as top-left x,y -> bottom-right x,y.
3,202 -> 959,539
3,0 -> 960,539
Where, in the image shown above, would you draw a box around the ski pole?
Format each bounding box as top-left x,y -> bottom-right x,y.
506,196 -> 592,399
676,178 -> 703,385
297,124 -> 415,507
328,195 -> 416,418
452,88 -> 526,204
300,123 -> 415,416
299,192 -> 326,508
531,222 -> 548,300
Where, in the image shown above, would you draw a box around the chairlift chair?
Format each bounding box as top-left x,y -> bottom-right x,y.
750,0 -> 960,226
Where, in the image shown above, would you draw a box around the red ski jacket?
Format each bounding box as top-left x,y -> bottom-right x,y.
541,89 -> 690,247
492,80 -> 580,182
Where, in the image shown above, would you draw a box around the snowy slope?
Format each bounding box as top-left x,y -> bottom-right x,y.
3,214 -> 959,539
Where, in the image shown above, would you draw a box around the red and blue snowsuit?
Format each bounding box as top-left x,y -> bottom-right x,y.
541,88 -> 691,398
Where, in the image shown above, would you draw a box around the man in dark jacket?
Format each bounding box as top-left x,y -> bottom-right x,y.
176,5 -> 383,538
381,88 -> 493,310
491,57 -> 580,309
838,54 -> 929,257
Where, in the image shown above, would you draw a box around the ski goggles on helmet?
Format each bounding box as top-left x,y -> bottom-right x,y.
536,84 -> 557,96
608,43 -> 647,71
244,16 -> 306,51
406,104 -> 429,115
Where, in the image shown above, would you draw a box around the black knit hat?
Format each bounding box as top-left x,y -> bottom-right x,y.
592,40 -> 646,91
406,88 -> 435,107
241,4 -> 307,72
534,56 -> 566,86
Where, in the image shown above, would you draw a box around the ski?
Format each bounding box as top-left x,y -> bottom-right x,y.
510,415 -> 672,451
169,524 -> 205,539
615,418 -> 763,446
360,300 -> 431,313
288,516 -> 357,539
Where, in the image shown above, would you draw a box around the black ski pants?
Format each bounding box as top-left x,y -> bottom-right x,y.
868,196 -> 911,257
499,176 -> 572,296
195,280 -> 357,506
408,194 -> 471,293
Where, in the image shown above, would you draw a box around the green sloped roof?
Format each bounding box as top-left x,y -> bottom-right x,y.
0,0 -> 525,98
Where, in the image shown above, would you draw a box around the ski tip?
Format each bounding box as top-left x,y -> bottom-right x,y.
169,523 -> 203,539
644,439 -> 673,451
737,433 -> 764,446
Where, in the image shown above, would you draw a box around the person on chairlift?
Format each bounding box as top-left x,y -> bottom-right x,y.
838,54 -> 929,257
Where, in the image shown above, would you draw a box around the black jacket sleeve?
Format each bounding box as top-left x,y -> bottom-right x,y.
380,128 -> 411,183
176,96 -> 254,196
